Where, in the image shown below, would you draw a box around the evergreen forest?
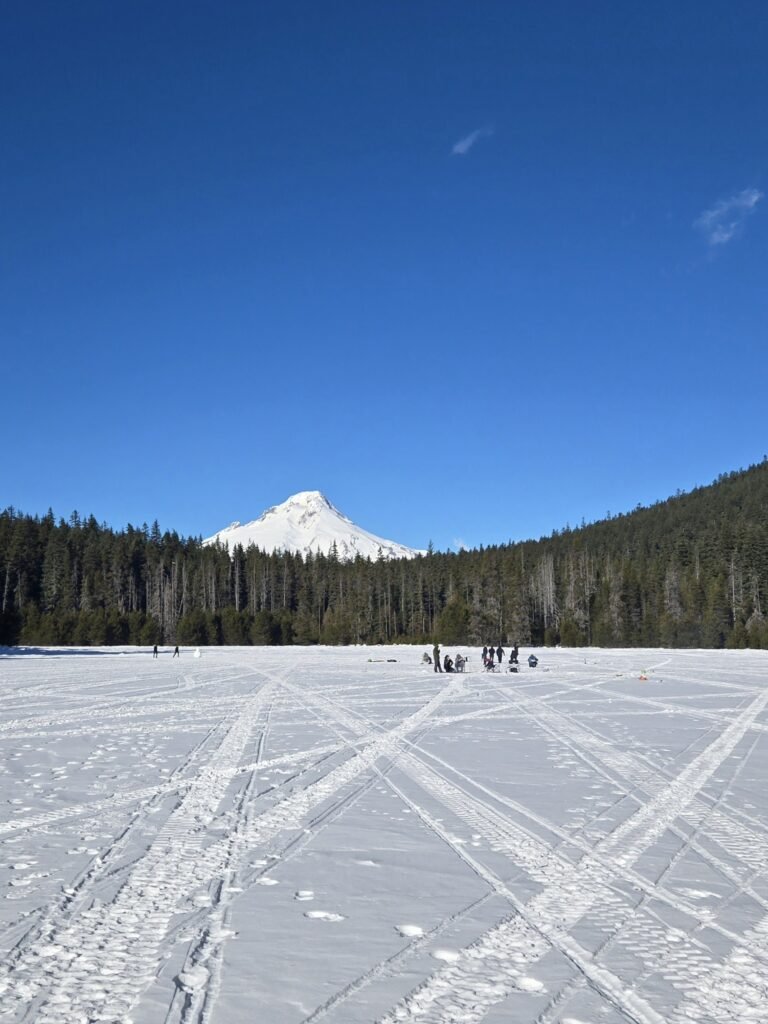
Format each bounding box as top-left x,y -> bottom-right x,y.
2,461 -> 768,650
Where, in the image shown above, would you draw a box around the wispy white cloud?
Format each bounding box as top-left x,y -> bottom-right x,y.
452,537 -> 468,551
694,187 -> 763,245
451,125 -> 493,156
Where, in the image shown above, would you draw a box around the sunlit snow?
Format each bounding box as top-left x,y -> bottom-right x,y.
204,490 -> 426,560
1,644 -> 767,1023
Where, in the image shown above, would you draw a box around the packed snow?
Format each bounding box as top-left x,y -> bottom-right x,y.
203,490 -> 426,559
1,644 -> 768,1023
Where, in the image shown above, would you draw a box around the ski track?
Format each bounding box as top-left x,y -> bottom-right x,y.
278,682 -> 768,1023
0,669 -> 464,1023
2,648 -> 768,1023
170,698 -> 275,1024
171,695 -> 479,1024
503,686 -> 768,875
668,914 -> 768,1023
295,680 -> 768,939
490,685 -> 768,1013
503,727 -> 765,1023
0,742 -> 343,839
203,661 -> 768,1023
0,681 -> 278,1022
372,681 -> 768,1023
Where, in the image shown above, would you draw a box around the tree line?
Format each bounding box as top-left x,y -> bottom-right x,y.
2,460 -> 768,649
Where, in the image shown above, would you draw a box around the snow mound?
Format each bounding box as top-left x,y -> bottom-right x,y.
396,923 -> 424,938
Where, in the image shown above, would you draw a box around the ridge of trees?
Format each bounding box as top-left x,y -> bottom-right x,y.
2,459 -> 768,649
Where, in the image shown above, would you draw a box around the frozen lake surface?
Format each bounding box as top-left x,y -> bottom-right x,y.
1,645 -> 767,1023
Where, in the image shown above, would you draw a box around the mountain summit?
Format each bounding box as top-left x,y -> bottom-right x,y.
203,491 -> 426,560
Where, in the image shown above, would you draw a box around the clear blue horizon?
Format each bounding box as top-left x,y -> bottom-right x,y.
3,2 -> 767,552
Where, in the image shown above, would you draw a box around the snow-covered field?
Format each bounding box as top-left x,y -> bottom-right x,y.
1,646 -> 767,1024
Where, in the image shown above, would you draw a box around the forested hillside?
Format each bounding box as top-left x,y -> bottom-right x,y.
2,460 -> 768,649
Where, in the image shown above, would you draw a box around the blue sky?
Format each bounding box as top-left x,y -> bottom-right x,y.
2,1 -> 767,552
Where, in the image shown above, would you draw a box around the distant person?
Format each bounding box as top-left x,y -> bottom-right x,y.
173,646 -> 180,658
482,645 -> 488,665
528,654 -> 538,668
496,645 -> 504,664
422,652 -> 432,665
443,654 -> 454,673
153,645 -> 158,658
511,644 -> 519,665
455,653 -> 466,672
433,643 -> 442,673
486,647 -> 495,667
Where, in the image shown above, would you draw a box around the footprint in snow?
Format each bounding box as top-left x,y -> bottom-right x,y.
396,924 -> 424,938
432,948 -> 460,962
305,910 -> 345,922
294,890 -> 314,901
254,877 -> 279,886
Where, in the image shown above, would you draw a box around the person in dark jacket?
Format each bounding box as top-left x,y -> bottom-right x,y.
433,643 -> 442,672
486,646 -> 494,667
153,645 -> 158,658
528,654 -> 538,668
496,645 -> 504,664
482,645 -> 488,665
173,646 -> 180,658
443,654 -> 454,673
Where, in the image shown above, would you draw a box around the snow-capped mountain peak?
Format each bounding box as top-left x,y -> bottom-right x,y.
257,491 -> 350,528
204,492 -> 425,560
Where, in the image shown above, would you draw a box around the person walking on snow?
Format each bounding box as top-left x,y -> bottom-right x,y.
496,645 -> 505,664
153,645 -> 158,658
173,646 -> 180,658
433,642 -> 442,672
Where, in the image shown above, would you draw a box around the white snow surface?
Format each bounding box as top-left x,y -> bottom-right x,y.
203,490 -> 426,560
1,644 -> 768,1023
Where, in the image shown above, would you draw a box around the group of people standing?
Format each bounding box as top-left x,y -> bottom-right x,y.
424,643 -> 526,673
482,644 -> 516,669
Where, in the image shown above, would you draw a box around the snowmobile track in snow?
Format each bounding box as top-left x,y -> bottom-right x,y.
286,677 -> 768,1023
2,647 -> 768,1024
0,669 -> 464,1023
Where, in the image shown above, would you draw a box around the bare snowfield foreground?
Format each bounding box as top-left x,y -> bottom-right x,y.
1,646 -> 768,1024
